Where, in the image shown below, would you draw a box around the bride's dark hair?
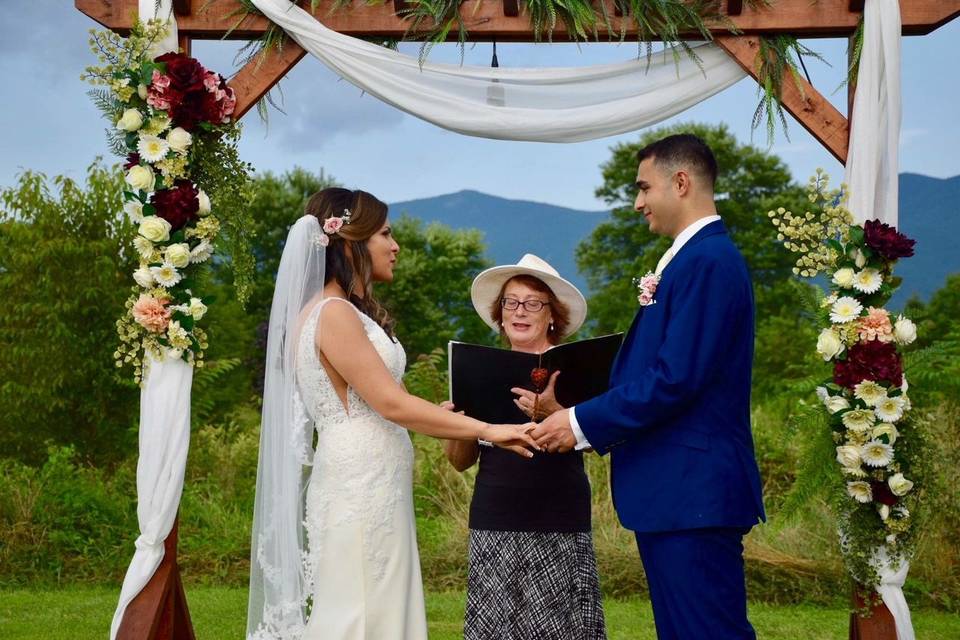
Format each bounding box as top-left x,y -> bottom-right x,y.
304,187 -> 396,338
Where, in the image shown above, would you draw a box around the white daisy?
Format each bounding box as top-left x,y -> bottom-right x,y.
133,236 -> 154,260
137,134 -> 170,163
150,263 -> 182,288
853,381 -> 886,407
875,396 -> 906,423
852,268 -> 883,294
860,440 -> 894,467
123,200 -> 144,223
846,481 -> 873,504
189,240 -> 214,264
841,409 -> 875,433
830,296 -> 863,324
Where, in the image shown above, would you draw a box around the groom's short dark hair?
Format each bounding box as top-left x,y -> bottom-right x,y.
637,134 -> 718,189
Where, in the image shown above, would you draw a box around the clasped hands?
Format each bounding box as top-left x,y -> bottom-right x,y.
511,370 -> 577,454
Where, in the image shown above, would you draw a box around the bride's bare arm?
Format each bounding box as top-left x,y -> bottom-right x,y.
317,301 -> 535,453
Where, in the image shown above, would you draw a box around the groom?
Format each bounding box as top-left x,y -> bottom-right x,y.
532,134 -> 765,639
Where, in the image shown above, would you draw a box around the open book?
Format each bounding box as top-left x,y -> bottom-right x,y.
448,333 -> 623,424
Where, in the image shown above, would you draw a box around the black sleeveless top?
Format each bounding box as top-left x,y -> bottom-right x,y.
468,444 -> 592,533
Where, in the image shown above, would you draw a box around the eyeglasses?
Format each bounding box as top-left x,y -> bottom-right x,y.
500,297 -> 549,312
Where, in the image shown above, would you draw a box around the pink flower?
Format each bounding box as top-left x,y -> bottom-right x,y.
635,271 -> 660,307
323,217 -> 344,234
315,233 -> 330,247
151,70 -> 171,90
132,294 -> 171,333
638,292 -> 654,306
203,71 -> 220,92
858,307 -> 894,343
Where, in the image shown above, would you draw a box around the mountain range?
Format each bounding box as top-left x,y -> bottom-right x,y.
391,173 -> 960,308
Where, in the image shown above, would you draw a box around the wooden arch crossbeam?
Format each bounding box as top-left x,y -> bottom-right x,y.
77,0 -> 960,164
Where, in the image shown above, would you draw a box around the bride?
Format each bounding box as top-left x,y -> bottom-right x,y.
246,188 -> 537,640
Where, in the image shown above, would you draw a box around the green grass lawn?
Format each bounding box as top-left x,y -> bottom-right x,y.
1,587 -> 958,639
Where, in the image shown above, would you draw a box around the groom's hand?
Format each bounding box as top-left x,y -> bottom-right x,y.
530,409 -> 576,453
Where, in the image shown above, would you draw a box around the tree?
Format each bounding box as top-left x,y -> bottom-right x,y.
577,122 -> 809,334
0,163 -> 139,464
376,216 -> 495,361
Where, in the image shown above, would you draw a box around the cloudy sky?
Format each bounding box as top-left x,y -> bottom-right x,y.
2,1 -> 958,210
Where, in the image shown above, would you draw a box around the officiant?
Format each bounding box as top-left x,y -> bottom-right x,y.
442,254 -> 607,640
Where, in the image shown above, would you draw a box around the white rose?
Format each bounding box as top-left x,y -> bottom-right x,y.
116,108 -> 144,132
137,83 -> 148,100
888,473 -> 914,497
893,316 -> 917,345
197,189 -> 211,216
825,395 -> 850,414
123,200 -> 144,223
853,249 -> 867,268
166,127 -> 193,154
125,165 -> 155,192
878,504 -> 891,520
832,267 -> 855,288
835,445 -> 861,469
816,328 -> 844,361
138,216 -> 172,243
188,297 -> 208,321
133,265 -> 154,288
165,243 -> 191,269
872,423 -> 898,445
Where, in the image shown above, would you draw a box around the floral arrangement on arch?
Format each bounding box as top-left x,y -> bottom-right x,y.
83,21 -> 253,382
768,169 -> 922,594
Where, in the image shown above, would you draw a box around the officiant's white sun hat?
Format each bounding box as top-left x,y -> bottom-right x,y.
471,253 -> 587,338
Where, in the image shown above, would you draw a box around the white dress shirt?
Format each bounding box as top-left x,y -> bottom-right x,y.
569,214 -> 722,450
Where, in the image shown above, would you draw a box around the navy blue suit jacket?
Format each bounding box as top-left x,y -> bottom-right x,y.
577,220 -> 765,532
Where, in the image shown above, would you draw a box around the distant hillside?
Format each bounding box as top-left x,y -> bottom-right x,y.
392,174 -> 960,305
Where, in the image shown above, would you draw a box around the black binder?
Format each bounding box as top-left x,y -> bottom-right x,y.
448,333 -> 623,424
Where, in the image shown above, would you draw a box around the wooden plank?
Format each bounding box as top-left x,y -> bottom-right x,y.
715,34 -> 849,163
230,40 -> 308,119
849,587 -> 898,640
849,0 -> 866,13
727,0 -> 743,16
173,0 -> 192,15
75,0 -> 960,41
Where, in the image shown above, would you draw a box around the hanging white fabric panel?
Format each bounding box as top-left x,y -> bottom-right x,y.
250,0 -> 747,143
845,0 -> 902,227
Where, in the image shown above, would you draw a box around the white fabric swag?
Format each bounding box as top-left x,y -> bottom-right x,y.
844,0 -> 902,228
250,0 -> 747,143
109,3 -> 187,639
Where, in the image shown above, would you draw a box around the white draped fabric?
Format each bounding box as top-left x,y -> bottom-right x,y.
108,3 -> 186,639
109,354 -> 194,639
249,0 -> 746,143
844,0 -> 902,227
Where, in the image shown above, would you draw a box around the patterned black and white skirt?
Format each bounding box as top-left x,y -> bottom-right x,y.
464,529 -> 607,640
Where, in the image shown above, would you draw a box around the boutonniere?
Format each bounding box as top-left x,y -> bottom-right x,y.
633,271 -> 660,307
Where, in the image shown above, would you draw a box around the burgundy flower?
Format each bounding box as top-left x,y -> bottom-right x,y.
833,340 -> 903,389
154,52 -> 206,93
169,91 -> 208,132
124,153 -> 141,170
151,179 -> 199,232
863,219 -> 915,260
870,480 -> 898,506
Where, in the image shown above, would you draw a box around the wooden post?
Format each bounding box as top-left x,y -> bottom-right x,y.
849,586 -> 898,640
116,515 -> 196,640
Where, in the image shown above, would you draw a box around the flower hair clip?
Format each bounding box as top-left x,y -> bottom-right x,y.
313,209 -> 353,248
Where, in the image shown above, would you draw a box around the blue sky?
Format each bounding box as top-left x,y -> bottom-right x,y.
1,1 -> 958,210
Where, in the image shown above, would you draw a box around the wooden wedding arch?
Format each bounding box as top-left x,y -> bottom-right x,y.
74,1 -> 960,638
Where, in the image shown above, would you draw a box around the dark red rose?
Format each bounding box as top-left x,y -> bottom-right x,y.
154,52 -> 206,92
863,219 -> 915,261
169,91 -> 208,132
870,480 -> 898,506
151,179 -> 199,232
833,340 -> 903,389
124,153 -> 141,170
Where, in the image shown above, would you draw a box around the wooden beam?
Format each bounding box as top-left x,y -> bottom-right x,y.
849,0 -> 866,13
75,0 -> 960,41
173,0 -> 192,15
229,41 -> 308,119
727,0 -> 743,17
715,34 -> 849,163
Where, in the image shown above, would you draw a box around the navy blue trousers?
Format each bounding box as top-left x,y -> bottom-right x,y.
635,528 -> 756,640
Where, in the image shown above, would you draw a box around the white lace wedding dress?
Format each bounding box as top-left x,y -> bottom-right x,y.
295,297 -> 428,639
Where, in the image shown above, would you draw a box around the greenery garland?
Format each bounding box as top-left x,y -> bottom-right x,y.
82,21 -> 254,381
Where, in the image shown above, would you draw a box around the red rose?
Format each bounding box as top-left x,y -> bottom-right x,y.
833,340 -> 903,389
870,480 -> 898,506
863,219 -> 915,261
124,153 -> 141,170
169,91 -> 208,132
155,52 -> 206,93
151,179 -> 199,232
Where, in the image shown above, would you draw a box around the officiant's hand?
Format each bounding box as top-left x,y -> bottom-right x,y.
512,371 -> 562,421
529,409 -> 576,454
484,423 -> 541,458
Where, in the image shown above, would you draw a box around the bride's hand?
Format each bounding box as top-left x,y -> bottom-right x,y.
484,423 -> 539,458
